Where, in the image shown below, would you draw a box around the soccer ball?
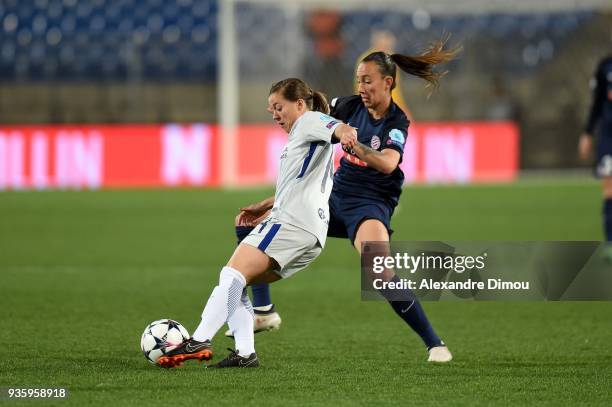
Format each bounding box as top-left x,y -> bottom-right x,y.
140,319 -> 190,364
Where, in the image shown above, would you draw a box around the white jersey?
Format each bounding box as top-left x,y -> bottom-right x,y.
271,110 -> 341,247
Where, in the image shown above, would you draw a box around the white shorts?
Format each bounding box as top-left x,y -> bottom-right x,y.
241,218 -> 322,279
597,154 -> 612,177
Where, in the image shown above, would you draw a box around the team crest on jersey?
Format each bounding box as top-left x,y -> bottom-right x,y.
370,135 -> 381,149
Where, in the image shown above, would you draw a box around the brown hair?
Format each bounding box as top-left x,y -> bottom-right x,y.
269,78 -> 330,114
361,35 -> 461,90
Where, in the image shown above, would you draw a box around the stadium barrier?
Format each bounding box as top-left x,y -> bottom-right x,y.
0,122 -> 518,190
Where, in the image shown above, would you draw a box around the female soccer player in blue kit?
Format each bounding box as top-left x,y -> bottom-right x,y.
234,38 -> 459,362
579,55 -> 612,242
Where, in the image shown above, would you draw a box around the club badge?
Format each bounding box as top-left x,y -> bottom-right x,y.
371,135 -> 381,150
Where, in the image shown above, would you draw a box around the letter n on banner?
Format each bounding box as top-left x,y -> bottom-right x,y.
161,124 -> 212,186
423,127 -> 474,183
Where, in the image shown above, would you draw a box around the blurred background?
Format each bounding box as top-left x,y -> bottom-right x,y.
0,0 -> 611,189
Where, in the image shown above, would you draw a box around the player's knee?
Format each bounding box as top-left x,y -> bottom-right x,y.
219,266 -> 246,286
356,219 -> 389,240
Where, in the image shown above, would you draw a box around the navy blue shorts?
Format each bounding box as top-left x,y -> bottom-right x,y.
327,191 -> 395,244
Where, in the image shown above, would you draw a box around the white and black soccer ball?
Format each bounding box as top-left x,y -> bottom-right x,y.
140,319 -> 190,364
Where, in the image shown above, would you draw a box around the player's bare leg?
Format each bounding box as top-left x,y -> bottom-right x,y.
226,221 -> 282,337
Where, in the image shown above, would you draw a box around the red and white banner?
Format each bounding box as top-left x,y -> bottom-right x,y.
0,122 -> 518,190
235,122 -> 519,186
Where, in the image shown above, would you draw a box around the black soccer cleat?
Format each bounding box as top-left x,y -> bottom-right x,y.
208,348 -> 260,368
157,338 -> 213,368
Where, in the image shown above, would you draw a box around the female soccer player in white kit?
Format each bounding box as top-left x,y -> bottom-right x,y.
157,78 -> 357,368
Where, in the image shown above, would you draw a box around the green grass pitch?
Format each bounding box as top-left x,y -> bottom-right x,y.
1,180 -> 611,406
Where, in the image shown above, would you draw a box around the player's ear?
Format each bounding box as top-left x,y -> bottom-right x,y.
384,76 -> 393,91
296,98 -> 306,112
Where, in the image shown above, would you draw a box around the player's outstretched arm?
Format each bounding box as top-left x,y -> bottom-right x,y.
351,143 -> 400,174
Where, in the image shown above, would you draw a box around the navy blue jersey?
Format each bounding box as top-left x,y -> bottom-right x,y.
585,55 -> 612,139
330,95 -> 409,204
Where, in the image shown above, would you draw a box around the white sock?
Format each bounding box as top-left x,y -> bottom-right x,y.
253,304 -> 273,312
192,266 -> 246,342
228,288 -> 255,357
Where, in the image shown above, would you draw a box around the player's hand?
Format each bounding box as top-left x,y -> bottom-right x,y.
236,199 -> 272,226
236,209 -> 271,227
235,197 -> 274,226
578,133 -> 593,162
335,124 -> 357,149
240,200 -> 270,215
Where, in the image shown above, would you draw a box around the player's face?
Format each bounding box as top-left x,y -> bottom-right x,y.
356,61 -> 392,109
267,92 -> 303,133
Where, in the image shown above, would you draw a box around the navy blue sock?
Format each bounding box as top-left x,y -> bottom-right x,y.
379,276 -> 443,349
604,199 -> 612,241
235,226 -> 254,245
235,225 -> 272,307
251,284 -> 272,308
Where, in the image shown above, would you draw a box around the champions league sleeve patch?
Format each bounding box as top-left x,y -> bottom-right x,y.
319,113 -> 339,129
326,120 -> 340,129
386,129 -> 406,148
